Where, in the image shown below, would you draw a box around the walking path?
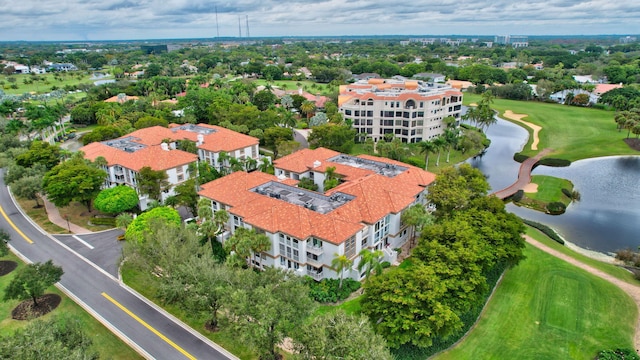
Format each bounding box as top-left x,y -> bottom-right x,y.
525,235 -> 640,351
42,196 -> 92,234
492,148 -> 553,199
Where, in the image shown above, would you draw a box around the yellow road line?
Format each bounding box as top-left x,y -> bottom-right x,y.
0,203 -> 34,244
101,292 -> 196,360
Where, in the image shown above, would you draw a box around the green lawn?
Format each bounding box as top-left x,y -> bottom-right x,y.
0,252 -> 141,359
527,175 -> 573,203
433,241 -> 636,360
463,93 -> 639,161
315,296 -> 362,316
252,79 -> 333,96
0,72 -> 97,95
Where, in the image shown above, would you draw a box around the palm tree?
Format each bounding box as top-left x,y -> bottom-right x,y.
250,232 -> 271,269
257,157 -> 274,174
418,140 -> 436,170
401,204 -> 433,247
217,151 -> 230,173
280,94 -> 294,110
300,100 -> 316,120
357,249 -> 384,285
615,111 -> 630,132
443,129 -> 459,163
432,136 -> 447,167
331,254 -> 353,290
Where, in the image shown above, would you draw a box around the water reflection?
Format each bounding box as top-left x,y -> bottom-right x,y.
466,118 -> 640,254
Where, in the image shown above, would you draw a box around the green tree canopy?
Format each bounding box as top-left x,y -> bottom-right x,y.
42,157 -> 107,212
15,141 -> 61,170
4,260 -> 63,307
136,166 -> 169,201
124,206 -> 181,242
308,124 -> 356,154
94,186 -> 139,214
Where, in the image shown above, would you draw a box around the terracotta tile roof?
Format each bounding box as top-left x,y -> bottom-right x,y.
81,142 -> 197,172
595,83 -> 623,95
104,95 -> 139,103
198,171 -> 363,244
201,148 -> 436,244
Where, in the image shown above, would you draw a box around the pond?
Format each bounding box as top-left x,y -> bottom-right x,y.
466,117 -> 640,254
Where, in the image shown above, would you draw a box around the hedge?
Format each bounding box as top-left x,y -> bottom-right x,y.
538,158 -> 571,167
511,189 -> 524,202
90,217 -> 116,226
513,153 -> 529,163
561,188 -> 572,198
596,348 -> 640,360
547,201 -> 567,215
521,219 -> 565,245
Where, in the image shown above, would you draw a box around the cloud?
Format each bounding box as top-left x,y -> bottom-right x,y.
1,0 -> 638,40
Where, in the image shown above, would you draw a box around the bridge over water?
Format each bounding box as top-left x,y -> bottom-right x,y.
491,149 -> 553,200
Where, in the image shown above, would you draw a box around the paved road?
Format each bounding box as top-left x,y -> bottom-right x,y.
0,171 -> 237,360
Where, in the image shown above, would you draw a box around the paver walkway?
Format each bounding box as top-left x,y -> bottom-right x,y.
525,235 -> 640,352
42,196 -> 92,234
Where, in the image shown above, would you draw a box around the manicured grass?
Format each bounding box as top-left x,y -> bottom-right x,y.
58,201 -> 114,232
463,93 -> 639,161
14,197 -> 68,234
315,296 -> 362,316
121,264 -> 256,360
526,227 -> 639,285
433,242 -> 636,360
0,72 -> 96,95
527,175 -> 573,204
252,79 -> 333,96
0,252 -> 142,359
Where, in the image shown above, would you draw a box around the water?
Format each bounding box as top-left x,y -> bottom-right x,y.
466,117 -> 640,254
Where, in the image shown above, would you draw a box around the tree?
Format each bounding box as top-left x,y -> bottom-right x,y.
361,264 -> 462,348
4,260 -> 63,307
115,213 -> 133,230
418,140 -> 436,170
136,166 -> 169,201
356,249 -> 384,285
124,206 -> 181,242
0,316 -> 97,360
225,267 -> 315,360
331,254 -> 353,289
432,135 -> 447,167
401,204 -> 433,246
15,141 -> 61,170
159,256 -> 233,331
323,166 -> 340,191
276,140 -> 301,158
300,100 -> 316,120
253,90 -> 277,111
43,157 -> 107,212
292,310 -> 394,360
94,186 -> 139,214
427,164 -> 489,216
172,179 -> 198,216
443,128 -> 460,163
224,227 -> 270,268
258,157 -> 274,174
309,112 -> 328,127
308,124 -> 356,153
11,175 -> 43,208
263,127 -> 293,159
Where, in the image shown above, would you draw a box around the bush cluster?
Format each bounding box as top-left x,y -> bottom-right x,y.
511,189 -> 525,202
561,188 -> 572,198
521,219 -> 565,245
513,153 -> 529,163
538,158 -> 571,167
305,277 -> 360,303
596,348 -> 640,360
546,201 -> 567,215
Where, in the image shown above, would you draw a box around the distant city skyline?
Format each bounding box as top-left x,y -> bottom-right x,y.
2,0 -> 639,41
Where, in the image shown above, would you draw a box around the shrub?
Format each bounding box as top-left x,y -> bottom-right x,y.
511,189 -> 524,202
538,158 -> 571,167
404,156 -> 424,168
381,261 -> 391,269
546,201 -> 567,215
596,348 -> 640,360
513,153 -> 529,163
298,177 -> 318,191
305,277 -> 361,303
521,219 -> 565,244
561,188 -> 572,198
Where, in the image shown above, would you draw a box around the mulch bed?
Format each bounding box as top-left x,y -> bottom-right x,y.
11,294 -> 62,320
0,260 -> 17,276
624,138 -> 640,151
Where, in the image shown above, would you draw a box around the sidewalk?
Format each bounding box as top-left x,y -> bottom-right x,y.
42,196 -> 92,234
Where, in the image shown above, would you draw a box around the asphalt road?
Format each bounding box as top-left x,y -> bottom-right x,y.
0,170 -> 237,360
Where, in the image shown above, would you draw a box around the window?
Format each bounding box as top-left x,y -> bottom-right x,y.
177,174 -> 184,182
233,215 -> 243,229
345,109 -> 352,115
374,215 -> 390,244
361,236 -> 369,247
279,233 -> 300,261
367,111 -> 373,117
345,236 -> 356,258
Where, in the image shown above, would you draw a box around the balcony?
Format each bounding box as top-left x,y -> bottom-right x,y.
306,270 -> 324,281
306,245 -> 324,256
306,257 -> 324,268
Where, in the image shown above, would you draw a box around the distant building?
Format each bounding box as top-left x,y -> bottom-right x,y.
494,35 -> 529,48
338,78 -> 463,143
141,45 -> 168,54
620,36 -> 637,44
49,63 -> 78,71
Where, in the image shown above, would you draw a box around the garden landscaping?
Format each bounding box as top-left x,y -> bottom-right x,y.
513,175 -> 576,214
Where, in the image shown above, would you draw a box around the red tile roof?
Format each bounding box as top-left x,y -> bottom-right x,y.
81,142 -> 197,172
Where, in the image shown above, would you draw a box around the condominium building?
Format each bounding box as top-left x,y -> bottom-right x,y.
198,147 -> 436,281
494,35 -> 529,48
338,78 -> 463,143
81,123 -> 260,210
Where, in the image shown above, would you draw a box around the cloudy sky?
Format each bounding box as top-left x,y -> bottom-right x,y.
2,0 -> 639,41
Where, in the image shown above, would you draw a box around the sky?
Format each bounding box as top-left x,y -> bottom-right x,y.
2,0 -> 639,41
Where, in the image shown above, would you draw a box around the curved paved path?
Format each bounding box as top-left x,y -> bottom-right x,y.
42,196 -> 92,234
492,148 -> 552,199
525,235 -> 640,352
